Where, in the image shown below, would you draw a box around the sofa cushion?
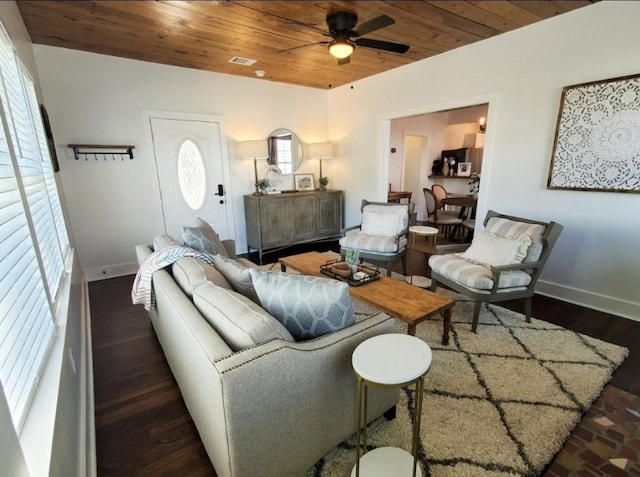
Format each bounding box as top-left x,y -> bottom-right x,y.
193,282 -> 294,351
182,217 -> 230,258
460,231 -> 531,267
339,234 -> 407,254
485,217 -> 546,263
213,254 -> 259,303
248,269 -> 355,341
172,257 -> 233,299
153,233 -> 181,251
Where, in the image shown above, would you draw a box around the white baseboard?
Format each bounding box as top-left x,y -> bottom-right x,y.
537,280 -> 640,323
83,282 -> 97,477
85,261 -> 138,282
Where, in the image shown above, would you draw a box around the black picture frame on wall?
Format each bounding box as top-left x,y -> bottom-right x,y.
441,147 -> 468,174
40,104 -> 59,172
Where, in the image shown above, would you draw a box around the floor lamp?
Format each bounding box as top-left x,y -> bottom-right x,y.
238,139 -> 268,194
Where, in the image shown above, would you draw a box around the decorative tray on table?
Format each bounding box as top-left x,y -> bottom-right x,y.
320,260 -> 380,286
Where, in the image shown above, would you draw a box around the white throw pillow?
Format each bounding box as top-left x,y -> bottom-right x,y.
461,231 -> 532,267
361,211 -> 403,237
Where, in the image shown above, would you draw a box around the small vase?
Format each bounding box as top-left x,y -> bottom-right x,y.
348,263 -> 358,274
442,161 -> 449,177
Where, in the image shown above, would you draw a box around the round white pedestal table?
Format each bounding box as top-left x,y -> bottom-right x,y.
351,334 -> 432,477
407,225 -> 438,287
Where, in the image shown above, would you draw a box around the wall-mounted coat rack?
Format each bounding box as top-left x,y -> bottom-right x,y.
68,144 -> 135,160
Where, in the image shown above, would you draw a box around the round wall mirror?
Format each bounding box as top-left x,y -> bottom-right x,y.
267,128 -> 303,174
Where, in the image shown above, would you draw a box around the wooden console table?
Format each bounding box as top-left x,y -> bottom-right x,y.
244,190 -> 343,264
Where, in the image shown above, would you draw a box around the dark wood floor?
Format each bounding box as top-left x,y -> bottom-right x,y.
90,241 -> 639,476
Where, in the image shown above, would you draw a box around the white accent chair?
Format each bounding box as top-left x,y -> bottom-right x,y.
340,200 -> 414,276
429,210 -> 563,332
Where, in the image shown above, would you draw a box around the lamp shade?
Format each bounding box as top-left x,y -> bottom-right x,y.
329,39 -> 354,59
308,141 -> 334,159
237,139 -> 268,159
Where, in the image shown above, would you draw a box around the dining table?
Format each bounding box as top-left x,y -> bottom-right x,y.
387,190 -> 412,203
442,195 -> 477,219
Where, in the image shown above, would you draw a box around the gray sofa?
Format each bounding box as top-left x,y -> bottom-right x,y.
135,237 -> 398,477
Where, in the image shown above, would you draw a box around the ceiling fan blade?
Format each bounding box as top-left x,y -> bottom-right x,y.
337,56 -> 351,66
278,41 -> 328,54
354,37 -> 409,54
352,14 -> 395,37
283,20 -> 329,36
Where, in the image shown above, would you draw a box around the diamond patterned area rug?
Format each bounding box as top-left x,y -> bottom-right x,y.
304,291 -> 628,477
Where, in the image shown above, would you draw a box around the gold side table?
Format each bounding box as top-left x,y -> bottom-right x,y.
351,334 -> 432,477
407,225 -> 438,287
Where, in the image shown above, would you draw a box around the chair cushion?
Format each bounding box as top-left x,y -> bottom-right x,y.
182,217 -> 230,258
212,254 -> 260,304
339,234 -> 407,253
193,281 -> 294,351
172,257 -> 232,299
461,231 -> 531,267
485,217 -> 546,263
248,269 -> 355,341
429,253 -> 532,290
360,204 -> 409,237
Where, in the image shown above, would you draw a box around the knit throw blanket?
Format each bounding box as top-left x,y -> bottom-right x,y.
131,245 -> 216,310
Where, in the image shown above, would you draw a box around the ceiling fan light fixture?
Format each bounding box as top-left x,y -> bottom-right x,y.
329,38 -> 354,59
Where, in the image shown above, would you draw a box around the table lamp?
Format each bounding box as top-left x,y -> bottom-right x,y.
308,141 -> 334,183
238,139 -> 268,194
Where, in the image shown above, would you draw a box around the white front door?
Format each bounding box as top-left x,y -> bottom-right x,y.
150,117 -> 232,240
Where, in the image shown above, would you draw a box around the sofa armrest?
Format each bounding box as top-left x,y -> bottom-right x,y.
341,224 -> 361,236
213,313 -> 398,477
135,244 -> 153,266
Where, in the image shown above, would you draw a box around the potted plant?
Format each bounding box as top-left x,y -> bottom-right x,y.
318,176 -> 329,190
344,248 -> 360,274
468,173 -> 480,197
256,178 -> 270,194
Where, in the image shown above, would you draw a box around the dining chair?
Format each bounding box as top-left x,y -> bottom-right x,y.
431,184 -> 460,218
423,188 -> 462,240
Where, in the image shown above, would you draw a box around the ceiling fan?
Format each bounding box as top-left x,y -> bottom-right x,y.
280,11 -> 410,65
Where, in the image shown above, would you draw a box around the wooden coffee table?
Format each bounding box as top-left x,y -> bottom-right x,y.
279,251 -> 455,345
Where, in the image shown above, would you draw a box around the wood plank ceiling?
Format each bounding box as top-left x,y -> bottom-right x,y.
17,1 -> 597,90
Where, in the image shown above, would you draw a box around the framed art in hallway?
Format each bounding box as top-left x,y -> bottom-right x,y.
294,173 -> 315,191
547,73 -> 640,194
457,162 -> 472,177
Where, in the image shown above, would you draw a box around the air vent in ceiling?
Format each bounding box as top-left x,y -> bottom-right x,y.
228,56 -> 257,66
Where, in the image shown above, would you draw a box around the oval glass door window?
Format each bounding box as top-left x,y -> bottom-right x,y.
177,139 -> 206,210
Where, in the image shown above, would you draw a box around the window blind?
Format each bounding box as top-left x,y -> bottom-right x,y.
0,23 -> 68,431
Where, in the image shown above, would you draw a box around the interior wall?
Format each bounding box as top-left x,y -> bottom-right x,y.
328,1 -> 640,320
0,3 -> 90,477
33,46 -> 329,278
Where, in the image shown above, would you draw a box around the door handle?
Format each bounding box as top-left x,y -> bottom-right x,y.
215,184 -> 225,196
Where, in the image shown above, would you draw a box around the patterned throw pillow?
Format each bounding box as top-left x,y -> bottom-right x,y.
248,269 -> 355,341
181,217 -> 229,257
